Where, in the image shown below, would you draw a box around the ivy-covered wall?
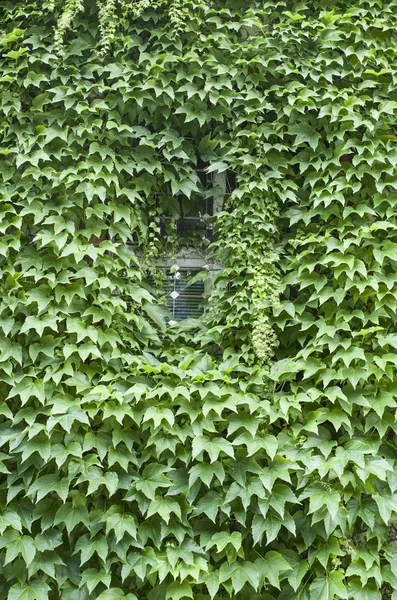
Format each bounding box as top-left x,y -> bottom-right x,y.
1,1 -> 397,599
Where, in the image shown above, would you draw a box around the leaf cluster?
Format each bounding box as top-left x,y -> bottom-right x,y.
1,1 -> 397,599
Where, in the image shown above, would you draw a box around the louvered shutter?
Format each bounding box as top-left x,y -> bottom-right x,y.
164,269 -> 205,320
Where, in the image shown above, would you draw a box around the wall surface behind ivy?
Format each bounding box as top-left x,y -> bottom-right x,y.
1,1 -> 397,599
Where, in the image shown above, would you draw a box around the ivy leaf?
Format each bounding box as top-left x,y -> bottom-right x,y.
310,572 -> 348,600
165,582 -> 193,600
79,569 -> 111,595
19,314 -> 58,337
143,303 -> 169,331
8,582 -> 50,600
0,510 -> 22,534
102,507 -> 137,542
204,572 -> 220,599
257,552 -> 292,588
27,474 -> 69,503
289,123 -> 321,149
9,378 -> 46,406
146,496 -> 182,524
0,339 -> 22,364
4,534 -> 36,566
300,485 -> 340,519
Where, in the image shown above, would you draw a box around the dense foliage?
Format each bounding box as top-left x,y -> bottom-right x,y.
1,0 -> 397,598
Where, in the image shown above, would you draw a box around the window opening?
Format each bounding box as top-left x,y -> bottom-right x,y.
147,167 -> 235,321
158,169 -> 217,246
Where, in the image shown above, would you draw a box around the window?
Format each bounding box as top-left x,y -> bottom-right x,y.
150,169 -> 233,321
157,169 -> 227,249
149,261 -> 222,322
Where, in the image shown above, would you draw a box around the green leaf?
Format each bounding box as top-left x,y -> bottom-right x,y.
0,510 -> 22,534
80,569 -> 111,594
8,582 -> 50,600
258,552 -> 292,588
309,571 -> 348,600
309,575 -> 332,600
146,496 -> 181,523
204,572 -> 220,599
28,474 -> 69,503
300,485 -> 340,519
289,123 -> 321,150
103,507 -> 137,542
143,303 -> 169,330
165,582 -> 193,600
4,534 -> 36,566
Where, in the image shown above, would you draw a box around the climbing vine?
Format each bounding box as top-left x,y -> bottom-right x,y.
53,0 -> 85,53
51,0 -> 189,53
1,1 -> 397,599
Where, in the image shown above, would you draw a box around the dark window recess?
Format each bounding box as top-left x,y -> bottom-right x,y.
175,196 -> 214,236
157,169 -> 221,242
159,194 -> 214,242
165,269 -> 206,320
